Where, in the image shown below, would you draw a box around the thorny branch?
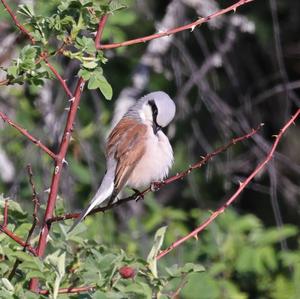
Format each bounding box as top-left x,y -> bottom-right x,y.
48,124 -> 263,224
2,199 -> 8,227
0,224 -> 37,255
156,108 -> 300,260
97,0 -> 254,49
44,59 -> 74,99
0,0 -> 35,44
0,111 -> 57,159
8,165 -> 40,280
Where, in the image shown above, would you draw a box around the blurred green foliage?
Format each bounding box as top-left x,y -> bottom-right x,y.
0,196 -> 299,298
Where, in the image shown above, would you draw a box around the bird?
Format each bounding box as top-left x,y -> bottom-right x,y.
68,91 -> 176,233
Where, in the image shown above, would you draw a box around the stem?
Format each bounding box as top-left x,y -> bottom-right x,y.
0,111 -> 56,159
95,15 -> 108,47
0,225 -> 37,255
45,60 -> 74,99
156,108 -> 300,260
1,0 -> 35,44
39,285 -> 95,295
29,78 -> 85,292
8,165 -> 40,280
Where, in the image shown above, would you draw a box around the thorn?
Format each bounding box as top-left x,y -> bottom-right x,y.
69,97 -> 75,102
233,7 -> 237,13
80,82 -> 85,91
238,180 -> 243,186
64,107 -> 70,111
62,158 -> 68,166
272,134 -> 278,138
194,234 -> 198,241
260,123 -> 265,126
55,166 -> 59,174
190,25 -> 196,32
150,182 -> 161,192
200,155 -> 205,159
44,188 -> 51,193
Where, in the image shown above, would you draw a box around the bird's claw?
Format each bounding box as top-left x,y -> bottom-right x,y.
132,188 -> 144,201
150,181 -> 161,192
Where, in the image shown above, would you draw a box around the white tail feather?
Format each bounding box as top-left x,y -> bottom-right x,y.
68,170 -> 115,233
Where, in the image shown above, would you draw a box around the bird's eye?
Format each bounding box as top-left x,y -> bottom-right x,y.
148,100 -> 158,117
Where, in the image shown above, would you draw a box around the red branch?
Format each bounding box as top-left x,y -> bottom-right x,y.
97,0 -> 254,49
0,224 -> 37,255
8,165 -> 40,280
1,0 -> 35,44
0,111 -> 56,159
3,199 -> 8,227
95,15 -> 108,47
39,285 -> 95,295
29,78 -> 85,292
156,108 -> 300,260
45,59 -> 74,99
48,124 -> 263,224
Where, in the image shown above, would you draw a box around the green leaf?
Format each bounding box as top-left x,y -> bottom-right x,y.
82,61 -> 98,69
87,71 -> 113,100
147,226 -> 167,278
97,74 -> 113,100
18,4 -> 34,18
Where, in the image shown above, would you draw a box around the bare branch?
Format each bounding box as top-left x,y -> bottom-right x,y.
45,59 -> 74,99
0,224 -> 37,255
48,124 -> 263,224
1,0 -> 35,44
156,108 -> 300,260
38,285 -> 95,295
95,15 -> 109,47
0,111 -> 57,159
98,0 -> 254,49
8,165 -> 40,280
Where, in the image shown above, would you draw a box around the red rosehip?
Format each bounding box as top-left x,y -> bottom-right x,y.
119,266 -> 136,279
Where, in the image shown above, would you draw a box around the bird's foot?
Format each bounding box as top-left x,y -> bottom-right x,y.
132,188 -> 144,201
150,181 -> 162,192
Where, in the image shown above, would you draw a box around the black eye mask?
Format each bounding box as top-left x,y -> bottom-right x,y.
148,100 -> 161,134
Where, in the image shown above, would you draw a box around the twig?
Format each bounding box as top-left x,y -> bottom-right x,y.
0,224 -> 37,255
0,79 -> 9,86
48,124 -> 263,224
39,285 -> 95,295
156,108 -> 300,260
1,0 -> 35,44
97,0 -> 254,49
95,15 -> 108,47
8,165 -> 40,280
3,200 -> 8,227
44,58 -> 74,99
0,111 -> 57,159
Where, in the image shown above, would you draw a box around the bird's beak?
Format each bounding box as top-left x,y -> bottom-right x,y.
153,122 -> 162,134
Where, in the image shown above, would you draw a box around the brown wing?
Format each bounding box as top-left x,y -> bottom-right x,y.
106,118 -> 147,194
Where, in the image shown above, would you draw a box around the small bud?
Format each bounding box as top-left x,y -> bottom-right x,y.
119,266 -> 136,279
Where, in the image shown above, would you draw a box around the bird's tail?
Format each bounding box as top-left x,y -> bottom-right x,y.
68,169 -> 115,233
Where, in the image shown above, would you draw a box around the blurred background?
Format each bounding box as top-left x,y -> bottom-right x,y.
0,0 -> 299,298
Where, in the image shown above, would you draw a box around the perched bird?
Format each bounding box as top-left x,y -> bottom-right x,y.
68,91 -> 176,232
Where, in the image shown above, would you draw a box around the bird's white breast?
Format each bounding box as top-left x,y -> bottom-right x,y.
127,127 -> 173,189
